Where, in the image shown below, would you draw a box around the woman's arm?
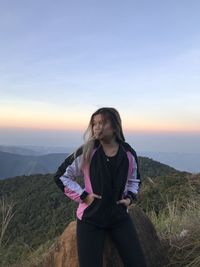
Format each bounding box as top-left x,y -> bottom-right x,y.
54,153 -> 75,192
124,153 -> 141,205
54,152 -> 87,203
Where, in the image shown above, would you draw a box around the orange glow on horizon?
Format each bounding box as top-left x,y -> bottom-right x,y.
0,105 -> 89,131
123,117 -> 200,133
1,105 -> 200,133
0,120 -> 200,134
0,117 -> 87,131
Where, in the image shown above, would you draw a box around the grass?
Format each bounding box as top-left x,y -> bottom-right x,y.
0,197 -> 15,247
147,190 -> 200,266
0,239 -> 55,267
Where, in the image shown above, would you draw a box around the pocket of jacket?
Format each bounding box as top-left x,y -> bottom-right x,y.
84,198 -> 97,211
117,203 -> 128,213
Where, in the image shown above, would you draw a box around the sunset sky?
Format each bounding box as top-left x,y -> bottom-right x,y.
1,0 -> 200,153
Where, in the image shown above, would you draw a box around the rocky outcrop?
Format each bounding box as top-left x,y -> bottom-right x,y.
34,206 -> 168,267
36,221 -> 78,267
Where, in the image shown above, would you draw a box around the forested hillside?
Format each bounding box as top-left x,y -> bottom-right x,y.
0,157 -> 198,266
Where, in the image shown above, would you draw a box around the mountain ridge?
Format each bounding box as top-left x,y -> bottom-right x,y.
0,151 -> 68,179
1,144 -> 199,174
0,149 -> 185,180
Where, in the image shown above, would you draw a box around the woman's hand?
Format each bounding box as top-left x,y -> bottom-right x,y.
84,193 -> 102,205
116,198 -> 133,207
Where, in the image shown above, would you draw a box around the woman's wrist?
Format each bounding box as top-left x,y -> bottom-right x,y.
80,190 -> 89,201
125,193 -> 137,206
125,195 -> 133,206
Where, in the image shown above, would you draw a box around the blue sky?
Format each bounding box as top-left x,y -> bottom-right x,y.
0,0 -> 200,152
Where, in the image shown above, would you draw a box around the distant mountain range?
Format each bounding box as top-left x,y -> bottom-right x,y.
0,145 -> 74,156
0,145 -> 199,179
138,151 -> 200,173
0,150 -> 68,179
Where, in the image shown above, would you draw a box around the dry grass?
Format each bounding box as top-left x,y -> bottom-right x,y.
7,240 -> 55,267
148,195 -> 200,267
0,197 -> 15,247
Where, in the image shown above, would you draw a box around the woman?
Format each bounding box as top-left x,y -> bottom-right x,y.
54,107 -> 146,267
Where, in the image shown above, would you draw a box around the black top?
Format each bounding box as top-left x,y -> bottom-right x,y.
104,148 -> 119,188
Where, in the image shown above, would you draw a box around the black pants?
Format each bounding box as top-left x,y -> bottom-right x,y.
76,215 -> 146,267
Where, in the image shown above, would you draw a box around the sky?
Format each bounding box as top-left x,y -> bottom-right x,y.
0,0 -> 200,153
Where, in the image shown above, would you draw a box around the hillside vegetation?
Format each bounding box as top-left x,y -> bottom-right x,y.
0,157 -> 199,266
143,174 -> 200,267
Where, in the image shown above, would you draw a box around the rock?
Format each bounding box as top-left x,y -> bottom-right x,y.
37,222 -> 78,267
128,206 -> 168,267
35,206 -> 168,267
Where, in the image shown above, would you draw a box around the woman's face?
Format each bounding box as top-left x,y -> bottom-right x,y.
92,114 -> 115,141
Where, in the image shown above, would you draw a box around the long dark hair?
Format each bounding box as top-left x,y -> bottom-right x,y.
81,107 -> 125,165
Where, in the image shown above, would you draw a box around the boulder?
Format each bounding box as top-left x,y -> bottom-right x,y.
34,206 -> 168,267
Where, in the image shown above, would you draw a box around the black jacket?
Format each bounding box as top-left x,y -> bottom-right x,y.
54,141 -> 141,226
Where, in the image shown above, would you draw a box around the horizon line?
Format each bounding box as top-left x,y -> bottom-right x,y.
0,125 -> 200,135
